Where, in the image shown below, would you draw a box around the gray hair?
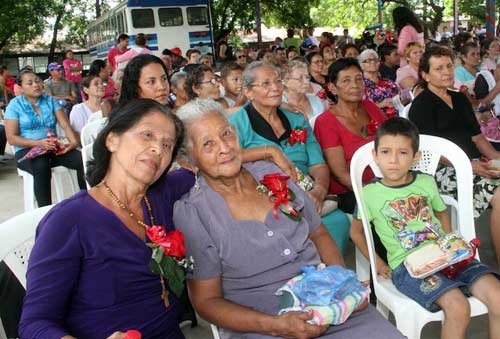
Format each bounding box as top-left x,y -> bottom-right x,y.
176,98 -> 228,159
283,59 -> 308,78
358,49 -> 379,64
170,71 -> 186,88
242,61 -> 280,88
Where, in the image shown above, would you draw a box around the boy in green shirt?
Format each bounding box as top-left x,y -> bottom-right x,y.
351,118 -> 500,339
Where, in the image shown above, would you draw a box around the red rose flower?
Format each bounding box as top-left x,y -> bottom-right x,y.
156,230 -> 186,260
366,120 -> 382,136
287,127 -> 307,146
146,225 -> 167,243
317,89 -> 327,100
260,173 -> 289,193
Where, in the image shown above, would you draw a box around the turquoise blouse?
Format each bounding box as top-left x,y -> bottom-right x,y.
4,94 -> 62,152
228,104 -> 325,174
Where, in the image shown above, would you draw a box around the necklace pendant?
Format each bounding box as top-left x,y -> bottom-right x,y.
161,287 -> 170,308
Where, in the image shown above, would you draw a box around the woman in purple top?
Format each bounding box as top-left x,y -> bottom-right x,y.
173,99 -> 404,339
19,99 -> 192,339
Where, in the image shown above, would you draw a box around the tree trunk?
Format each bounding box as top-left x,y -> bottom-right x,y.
0,30 -> 16,52
96,0 -> 101,18
48,9 -> 64,63
255,0 -> 262,47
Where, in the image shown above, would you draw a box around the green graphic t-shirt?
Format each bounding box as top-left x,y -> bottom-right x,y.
359,172 -> 447,269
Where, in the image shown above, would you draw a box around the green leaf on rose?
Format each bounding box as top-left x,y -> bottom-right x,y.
160,256 -> 186,298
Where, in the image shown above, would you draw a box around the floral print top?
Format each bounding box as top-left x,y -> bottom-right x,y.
363,77 -> 399,115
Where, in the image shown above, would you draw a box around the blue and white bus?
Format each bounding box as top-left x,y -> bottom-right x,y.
87,0 -> 213,60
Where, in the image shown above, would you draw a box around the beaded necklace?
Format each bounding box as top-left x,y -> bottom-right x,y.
103,181 -> 170,308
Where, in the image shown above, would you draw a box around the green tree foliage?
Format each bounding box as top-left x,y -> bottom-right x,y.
444,0 -> 499,24
0,0 -> 52,51
212,0 -> 319,40
311,0 -> 444,37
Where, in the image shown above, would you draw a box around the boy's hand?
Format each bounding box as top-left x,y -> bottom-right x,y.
376,259 -> 391,279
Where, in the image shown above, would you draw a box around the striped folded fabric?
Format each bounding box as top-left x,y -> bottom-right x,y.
276,264 -> 370,326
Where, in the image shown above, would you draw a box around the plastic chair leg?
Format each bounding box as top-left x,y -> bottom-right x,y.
376,300 -> 390,319
393,310 -> 423,339
20,171 -> 35,211
53,171 -> 66,202
0,317 -> 7,339
68,169 -> 80,193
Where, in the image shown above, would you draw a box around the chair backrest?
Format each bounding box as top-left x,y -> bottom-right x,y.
350,134 -> 475,286
80,117 -> 107,148
82,143 -> 94,189
0,205 -> 54,288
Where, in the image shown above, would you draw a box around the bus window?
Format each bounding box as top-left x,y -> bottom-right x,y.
118,12 -> 124,35
158,8 -> 183,27
187,7 -> 208,26
131,8 -> 155,28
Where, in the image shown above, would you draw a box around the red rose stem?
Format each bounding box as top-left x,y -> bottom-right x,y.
124,330 -> 142,339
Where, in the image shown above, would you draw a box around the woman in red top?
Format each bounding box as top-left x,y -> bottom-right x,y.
314,58 -> 386,213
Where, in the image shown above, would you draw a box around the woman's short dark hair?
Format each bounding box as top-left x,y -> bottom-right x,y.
305,51 -> 322,65
460,41 -> 479,57
481,37 -> 498,57
392,6 -> 423,34
184,64 -> 213,100
453,32 -> 472,53
340,43 -> 359,57
81,74 -> 100,100
256,49 -> 272,61
419,46 -> 454,83
119,54 -> 169,104
88,59 -> 106,77
16,69 -> 37,86
86,98 -> 184,187
328,58 -> 362,85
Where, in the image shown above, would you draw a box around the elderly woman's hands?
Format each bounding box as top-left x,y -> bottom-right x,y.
272,310 -> 329,339
308,186 -> 327,214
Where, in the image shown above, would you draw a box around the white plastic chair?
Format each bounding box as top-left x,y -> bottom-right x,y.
350,135 -> 488,339
80,117 -> 107,148
81,143 -> 93,189
210,324 -> 220,339
0,205 -> 53,338
0,205 -> 53,288
12,149 -> 79,212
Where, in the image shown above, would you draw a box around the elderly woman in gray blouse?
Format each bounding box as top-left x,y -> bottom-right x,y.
173,99 -> 404,339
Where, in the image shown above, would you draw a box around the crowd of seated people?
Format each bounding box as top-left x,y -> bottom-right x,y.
3,9 -> 500,338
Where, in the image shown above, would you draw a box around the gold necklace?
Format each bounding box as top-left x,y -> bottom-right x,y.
103,181 -> 170,308
103,181 -> 154,228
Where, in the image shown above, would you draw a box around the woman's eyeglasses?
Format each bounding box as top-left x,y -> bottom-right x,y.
287,75 -> 311,82
362,58 -> 379,64
251,79 -> 283,89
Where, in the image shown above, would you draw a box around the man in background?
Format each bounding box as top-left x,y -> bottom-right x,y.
107,34 -> 130,75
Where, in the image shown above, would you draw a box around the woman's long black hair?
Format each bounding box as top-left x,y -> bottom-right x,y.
393,6 -> 423,35
119,54 -> 170,104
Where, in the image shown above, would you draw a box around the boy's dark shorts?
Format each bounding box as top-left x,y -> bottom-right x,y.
391,259 -> 500,312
